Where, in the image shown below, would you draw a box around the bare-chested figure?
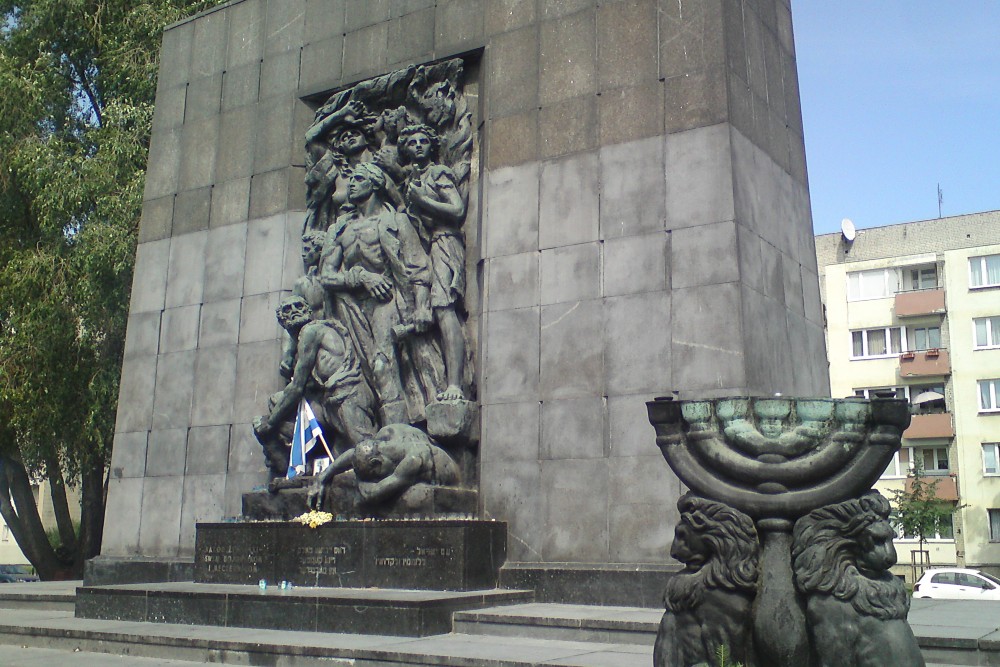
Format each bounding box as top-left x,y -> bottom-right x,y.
308,423 -> 460,508
320,162 -> 444,426
253,296 -> 377,474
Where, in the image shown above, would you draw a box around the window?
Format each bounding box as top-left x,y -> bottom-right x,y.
984,443 -> 1000,475
1,525 -> 7,542
918,447 -> 949,475
854,387 -> 906,399
991,510 -> 1000,542
974,317 -> 1000,349
847,268 -> 900,301
882,447 -> 911,478
980,379 -> 1000,412
909,326 -> 942,351
899,512 -> 954,540
905,265 -> 938,291
851,327 -> 904,358
882,446 -> 949,479
970,254 -> 1000,288
910,383 -> 947,414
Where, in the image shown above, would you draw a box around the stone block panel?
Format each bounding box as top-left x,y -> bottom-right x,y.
138,476 -> 184,557
110,431 -> 149,480
226,0 -> 264,69
596,0 -> 657,90
190,345 -> 238,427
487,24 -> 539,119
165,230 -> 208,308
671,281 -> 746,391
538,151 -> 599,249
485,0 -> 536,35
486,109 -> 539,170
599,135 -> 665,240
159,304 -> 201,353
671,220 -> 739,289
102,478 -> 144,556
434,0 -> 486,54
539,242 -> 599,305
115,355 -> 157,434
204,221 -> 249,303
604,290 -> 671,395
602,232 -> 668,297
664,123 -> 734,231
539,298 -> 603,399
387,7 -> 435,69
199,298 -> 242,349
481,401 -> 540,462
540,396 -> 604,460
123,311 -> 162,359
210,177 -> 252,228
186,425 -> 232,476
151,350 -> 196,431
541,457 -> 608,562
483,306 -> 540,403
146,428 -> 188,478
484,163 -> 539,258
486,251 -> 538,312
264,0 -> 304,55
539,8 -> 596,106
190,9 -> 228,78
173,186 -> 212,236
658,0 -> 725,80
481,458 -> 542,562
598,81 -> 664,147
538,95 -> 596,159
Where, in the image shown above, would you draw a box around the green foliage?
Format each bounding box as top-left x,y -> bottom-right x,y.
713,645 -> 744,667
0,0 -> 218,573
889,464 -> 956,550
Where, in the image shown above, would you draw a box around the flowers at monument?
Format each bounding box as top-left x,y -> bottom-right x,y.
292,510 -> 334,529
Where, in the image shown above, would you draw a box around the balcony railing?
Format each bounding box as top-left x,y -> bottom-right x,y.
904,475 -> 958,502
903,412 -> 954,439
899,348 -> 950,378
895,288 -> 946,318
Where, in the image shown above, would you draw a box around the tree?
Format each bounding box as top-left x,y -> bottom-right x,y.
889,464 -> 956,565
0,0 -> 216,579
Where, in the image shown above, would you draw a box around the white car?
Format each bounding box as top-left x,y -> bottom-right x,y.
913,568 -> 1000,600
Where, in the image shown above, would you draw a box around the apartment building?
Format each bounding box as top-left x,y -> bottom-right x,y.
816,210 -> 1000,578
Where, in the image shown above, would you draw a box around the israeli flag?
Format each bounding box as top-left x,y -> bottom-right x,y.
287,399 -> 329,479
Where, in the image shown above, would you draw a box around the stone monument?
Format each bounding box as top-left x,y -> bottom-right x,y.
93,0 -> 828,605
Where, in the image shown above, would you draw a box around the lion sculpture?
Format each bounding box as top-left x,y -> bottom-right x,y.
792,491 -> 926,667
655,493 -> 760,667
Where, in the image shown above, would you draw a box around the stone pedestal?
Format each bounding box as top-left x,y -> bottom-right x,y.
194,520 -> 506,591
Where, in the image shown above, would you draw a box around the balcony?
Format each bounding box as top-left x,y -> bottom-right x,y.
905,475 -> 958,502
899,348 -> 950,378
895,288 -> 946,318
903,413 -> 954,439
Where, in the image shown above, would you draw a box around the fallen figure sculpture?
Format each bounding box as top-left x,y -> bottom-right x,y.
308,423 -> 462,511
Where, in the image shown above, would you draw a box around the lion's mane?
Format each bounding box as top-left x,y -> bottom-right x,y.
665,494 -> 760,612
791,491 -> 909,620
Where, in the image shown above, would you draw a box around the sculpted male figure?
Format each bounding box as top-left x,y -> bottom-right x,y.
309,423 -> 461,508
320,162 -> 444,426
279,231 -> 327,378
253,296 -> 377,473
398,124 -> 468,401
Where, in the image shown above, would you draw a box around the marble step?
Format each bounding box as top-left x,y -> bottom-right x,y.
454,602 -> 660,646
0,580 -> 79,612
0,607 -> 652,666
76,581 -> 532,637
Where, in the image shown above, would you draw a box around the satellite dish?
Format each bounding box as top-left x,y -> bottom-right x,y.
841,218 -> 856,242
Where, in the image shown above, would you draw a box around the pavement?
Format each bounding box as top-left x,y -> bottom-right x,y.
0,582 -> 994,666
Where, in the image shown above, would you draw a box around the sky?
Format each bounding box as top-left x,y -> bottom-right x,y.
792,1 -> 1000,236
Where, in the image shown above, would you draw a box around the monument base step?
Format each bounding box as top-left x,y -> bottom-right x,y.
0,601 -> 985,667
0,607 -> 653,666
453,602 -> 660,645
0,580 -> 78,612
75,581 -> 532,637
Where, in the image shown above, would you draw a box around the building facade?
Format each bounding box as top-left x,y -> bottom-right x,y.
816,210 -> 1000,578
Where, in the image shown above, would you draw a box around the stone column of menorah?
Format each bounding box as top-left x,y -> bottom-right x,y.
646,396 -> 926,667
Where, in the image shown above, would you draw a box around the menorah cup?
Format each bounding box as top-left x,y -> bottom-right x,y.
647,396 -> 911,667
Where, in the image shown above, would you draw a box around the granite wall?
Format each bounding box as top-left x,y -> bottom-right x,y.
103,0 -> 829,577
